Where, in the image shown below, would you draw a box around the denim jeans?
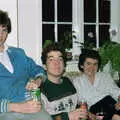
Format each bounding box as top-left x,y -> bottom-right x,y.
0,110 -> 52,120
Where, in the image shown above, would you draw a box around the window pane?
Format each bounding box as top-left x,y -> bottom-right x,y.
99,25 -> 110,46
58,24 -> 72,48
84,0 -> 96,22
84,25 -> 96,48
58,0 -> 72,22
99,0 -> 110,23
42,24 -> 54,45
42,0 -> 54,21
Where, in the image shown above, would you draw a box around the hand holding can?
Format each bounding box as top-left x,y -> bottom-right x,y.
30,88 -> 41,102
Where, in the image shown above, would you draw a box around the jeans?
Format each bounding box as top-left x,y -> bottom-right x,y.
0,110 -> 52,120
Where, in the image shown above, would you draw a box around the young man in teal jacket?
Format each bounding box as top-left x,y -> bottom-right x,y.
0,9 -> 52,120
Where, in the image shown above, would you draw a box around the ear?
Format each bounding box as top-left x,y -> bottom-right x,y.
81,65 -> 84,68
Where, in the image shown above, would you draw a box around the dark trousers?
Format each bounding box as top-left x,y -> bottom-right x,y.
89,95 -> 120,120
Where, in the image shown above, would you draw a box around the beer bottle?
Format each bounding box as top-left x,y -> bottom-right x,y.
80,100 -> 88,120
56,115 -> 62,120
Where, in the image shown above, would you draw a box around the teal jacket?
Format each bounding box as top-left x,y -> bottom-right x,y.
0,47 -> 45,112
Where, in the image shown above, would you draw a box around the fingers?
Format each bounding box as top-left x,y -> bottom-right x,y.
27,100 -> 42,105
69,109 -> 88,120
112,114 -> 120,120
115,104 -> 120,110
20,101 -> 42,113
28,101 -> 42,112
26,81 -> 38,90
88,112 -> 96,120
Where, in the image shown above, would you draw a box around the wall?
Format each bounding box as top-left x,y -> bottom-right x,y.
18,0 -> 42,64
0,0 -> 43,64
111,0 -> 120,44
0,0 -> 18,47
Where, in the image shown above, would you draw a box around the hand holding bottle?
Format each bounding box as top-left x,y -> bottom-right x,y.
68,108 -> 88,120
79,99 -> 88,120
115,96 -> 120,110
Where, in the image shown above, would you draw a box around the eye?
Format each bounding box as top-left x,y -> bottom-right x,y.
93,63 -> 98,66
86,62 -> 91,65
59,57 -> 63,61
48,58 -> 54,61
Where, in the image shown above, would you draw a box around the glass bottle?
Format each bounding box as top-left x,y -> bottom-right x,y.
56,115 -> 62,120
80,99 -> 88,120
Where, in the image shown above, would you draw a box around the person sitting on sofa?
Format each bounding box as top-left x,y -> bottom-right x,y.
0,9 -> 52,120
73,48 -> 120,120
40,43 -> 88,120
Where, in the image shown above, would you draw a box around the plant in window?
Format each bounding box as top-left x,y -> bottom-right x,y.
99,41 -> 120,74
59,31 -> 74,61
74,40 -> 95,50
59,31 -> 73,51
43,40 -> 53,49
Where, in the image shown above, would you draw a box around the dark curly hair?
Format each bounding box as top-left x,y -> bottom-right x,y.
41,42 -> 66,66
78,49 -> 101,72
0,10 -> 11,33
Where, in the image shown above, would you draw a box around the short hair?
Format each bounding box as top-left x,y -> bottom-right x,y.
78,49 -> 101,72
41,42 -> 66,66
0,10 -> 11,33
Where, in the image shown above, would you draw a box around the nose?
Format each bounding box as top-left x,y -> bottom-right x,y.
0,30 -> 3,37
0,32 -> 2,37
53,59 -> 60,64
89,65 -> 97,71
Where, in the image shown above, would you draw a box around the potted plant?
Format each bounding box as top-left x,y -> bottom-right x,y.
59,31 -> 73,61
99,41 -> 120,75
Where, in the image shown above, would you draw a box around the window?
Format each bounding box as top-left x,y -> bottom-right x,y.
84,0 -> 110,48
42,0 -> 72,49
42,0 -> 110,51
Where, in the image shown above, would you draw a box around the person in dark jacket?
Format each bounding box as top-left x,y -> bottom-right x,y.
40,42 -> 88,120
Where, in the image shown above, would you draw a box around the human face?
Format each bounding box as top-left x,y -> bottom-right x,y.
0,25 -> 8,48
45,51 -> 65,80
81,58 -> 98,77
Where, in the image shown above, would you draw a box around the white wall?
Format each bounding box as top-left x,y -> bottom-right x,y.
0,0 -> 43,64
0,0 -> 18,47
111,0 -> 120,44
72,0 -> 83,57
18,0 -> 42,64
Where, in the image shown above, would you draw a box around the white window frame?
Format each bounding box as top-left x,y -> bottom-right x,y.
42,0 -> 72,43
42,0 -> 111,57
16,0 -> 120,64
73,0 -> 111,52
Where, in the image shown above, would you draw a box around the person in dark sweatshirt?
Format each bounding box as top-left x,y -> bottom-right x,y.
40,42 -> 88,120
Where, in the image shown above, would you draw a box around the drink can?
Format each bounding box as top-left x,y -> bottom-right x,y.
30,88 -> 41,102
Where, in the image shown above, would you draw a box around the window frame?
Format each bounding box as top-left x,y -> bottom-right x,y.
42,0 -> 111,55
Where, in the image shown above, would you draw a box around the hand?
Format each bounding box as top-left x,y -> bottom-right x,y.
88,112 -> 96,120
68,108 -> 88,120
9,100 -> 42,113
26,79 -> 41,90
115,102 -> 120,110
112,114 -> 120,120
118,95 -> 120,101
